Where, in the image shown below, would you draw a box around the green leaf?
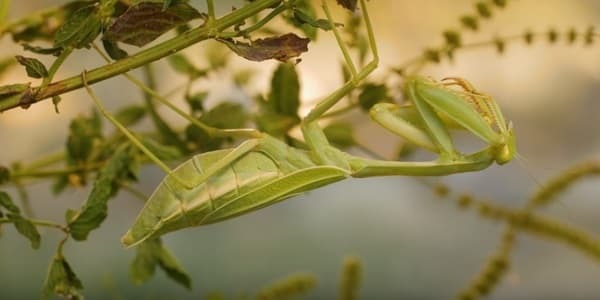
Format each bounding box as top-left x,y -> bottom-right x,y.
255,112 -> 299,137
22,44 -> 64,56
130,238 -> 191,289
68,145 -> 134,240
358,83 -> 387,111
7,214 -> 41,249
66,113 -> 102,167
337,0 -> 358,11
102,39 -> 128,60
15,55 -> 48,79
140,136 -> 183,160
115,105 -> 147,127
0,166 -> 10,184
0,191 -> 19,213
168,54 -> 206,79
104,1 -> 202,47
200,102 -> 249,129
287,0 -> 333,40
323,122 -> 356,148
43,254 -> 83,299
185,102 -> 249,151
185,91 -> 207,114
54,4 -> 103,49
218,33 -> 310,62
269,63 -> 300,117
0,56 -> 16,77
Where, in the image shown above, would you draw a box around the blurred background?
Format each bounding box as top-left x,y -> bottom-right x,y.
1,0 -> 600,299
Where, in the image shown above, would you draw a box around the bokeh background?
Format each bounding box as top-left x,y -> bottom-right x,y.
1,0 -> 600,299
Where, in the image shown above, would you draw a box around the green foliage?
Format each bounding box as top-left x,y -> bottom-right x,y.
15,55 -> 48,78
43,254 -> 83,299
68,145 -> 136,240
130,238 -> 191,289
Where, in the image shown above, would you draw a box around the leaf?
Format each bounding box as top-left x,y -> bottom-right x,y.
185,102 -> 249,151
358,83 -> 387,111
15,55 -> 48,79
115,105 -> 147,127
269,63 -> 300,117
43,254 -> 83,299
323,122 -> 356,148
140,136 -> 183,160
104,1 -> 202,47
54,4 -> 103,49
66,113 -> 102,167
102,39 -> 128,60
0,166 -> 10,184
22,44 -> 64,56
185,91 -> 208,114
218,33 -> 310,62
168,54 -> 206,78
287,0 -> 333,40
68,145 -> 134,240
130,238 -> 191,289
337,0 -> 358,12
0,191 -> 19,213
7,214 -> 41,249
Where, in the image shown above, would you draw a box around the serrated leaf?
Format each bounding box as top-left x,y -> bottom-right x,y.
54,4 -> 103,49
115,105 -> 147,126
269,63 -> 300,117
168,54 -> 206,78
358,83 -> 387,110
130,238 -> 191,289
43,254 -> 83,299
102,39 -> 128,60
323,122 -> 356,148
104,1 -> 202,47
0,191 -> 19,213
15,55 -> 48,79
337,0 -> 358,11
68,145 -> 134,240
218,33 -> 310,62
7,214 -> 41,249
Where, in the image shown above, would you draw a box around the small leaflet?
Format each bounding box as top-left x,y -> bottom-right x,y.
218,33 -> 310,62
130,238 -> 191,289
43,254 -> 83,299
15,56 -> 49,79
104,1 -> 202,47
337,0 -> 358,12
54,4 -> 103,49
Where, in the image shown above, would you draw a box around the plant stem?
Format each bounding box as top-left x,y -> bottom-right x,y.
0,0 -> 282,112
0,217 -> 68,232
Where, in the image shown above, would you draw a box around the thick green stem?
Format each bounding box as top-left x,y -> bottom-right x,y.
0,0 -> 282,112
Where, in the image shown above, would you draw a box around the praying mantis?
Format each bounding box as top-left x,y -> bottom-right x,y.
81,0 -> 516,248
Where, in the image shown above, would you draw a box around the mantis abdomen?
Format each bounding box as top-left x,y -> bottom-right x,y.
122,138 -> 349,247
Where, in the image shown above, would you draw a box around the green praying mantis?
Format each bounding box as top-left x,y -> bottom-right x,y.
81,0 -> 516,248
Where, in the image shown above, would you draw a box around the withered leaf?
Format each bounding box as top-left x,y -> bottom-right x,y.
337,0 -> 358,12
217,33 -> 310,62
103,1 -> 202,47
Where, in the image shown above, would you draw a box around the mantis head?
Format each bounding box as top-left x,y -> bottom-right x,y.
494,122 -> 516,165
